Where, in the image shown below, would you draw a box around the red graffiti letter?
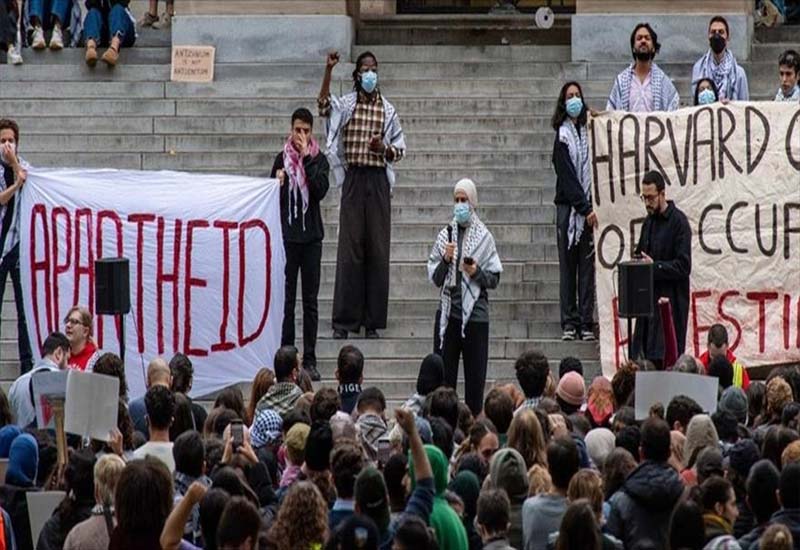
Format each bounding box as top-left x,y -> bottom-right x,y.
157,217 -> 182,354
237,220 -> 271,347
50,207 -> 71,331
183,220 -> 209,357
29,204 -> 52,352
718,290 -> 742,351
746,291 -> 779,353
691,290 -> 713,356
211,221 -> 238,352
128,214 -> 156,353
73,209 -> 94,320
96,210 -> 124,349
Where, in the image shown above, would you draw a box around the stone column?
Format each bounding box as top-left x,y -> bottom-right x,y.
572,0 -> 753,62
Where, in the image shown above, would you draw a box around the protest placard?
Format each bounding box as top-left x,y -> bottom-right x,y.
63,371 -> 119,441
31,371 -> 67,430
27,491 -> 66,545
634,371 -> 719,420
171,45 -> 215,82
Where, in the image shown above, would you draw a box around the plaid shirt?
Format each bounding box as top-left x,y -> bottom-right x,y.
319,91 -> 403,168
174,472 -> 211,546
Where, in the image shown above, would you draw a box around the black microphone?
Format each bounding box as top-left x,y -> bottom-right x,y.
447,225 -> 453,243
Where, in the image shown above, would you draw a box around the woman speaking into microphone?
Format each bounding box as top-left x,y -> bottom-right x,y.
428,179 -> 503,416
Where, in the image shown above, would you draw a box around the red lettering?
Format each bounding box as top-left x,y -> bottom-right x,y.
72,209 -> 94,320
29,205 -> 52,352
156,217 -> 182,354
691,290 -> 713,356
237,219 -> 271,347
211,221 -> 237,352
184,220 -> 209,357
746,291 -> 779,353
50,207 -> 71,331
612,297 -> 628,369
96,210 -> 124,349
784,294 -> 792,350
796,296 -> 800,349
128,214 -> 156,353
718,291 -> 742,352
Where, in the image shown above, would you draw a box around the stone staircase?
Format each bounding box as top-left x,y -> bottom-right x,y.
0,21 -> 792,407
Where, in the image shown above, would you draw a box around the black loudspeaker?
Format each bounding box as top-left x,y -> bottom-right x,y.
618,260 -> 653,318
95,258 -> 131,315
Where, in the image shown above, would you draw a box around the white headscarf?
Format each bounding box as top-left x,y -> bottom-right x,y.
454,178 -> 478,206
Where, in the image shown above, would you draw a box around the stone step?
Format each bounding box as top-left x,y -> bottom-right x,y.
1,100 -> 176,117
752,43 -> 800,61
1,47 -> 171,64
754,25 -> 800,43
355,45 -> 572,63
0,81 -> 166,99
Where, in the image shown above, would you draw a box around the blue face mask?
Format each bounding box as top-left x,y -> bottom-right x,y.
454,202 -> 471,224
360,70 -> 378,94
565,96 -> 584,118
698,89 -> 716,105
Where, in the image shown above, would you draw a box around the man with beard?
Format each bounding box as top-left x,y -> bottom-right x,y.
692,16 -> 749,101
607,23 -> 680,112
630,171 -> 692,368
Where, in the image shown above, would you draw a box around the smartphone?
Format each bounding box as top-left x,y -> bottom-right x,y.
231,420 -> 244,451
463,257 -> 475,266
377,437 -> 392,466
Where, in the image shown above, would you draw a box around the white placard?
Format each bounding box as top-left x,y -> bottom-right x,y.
27,491 -> 66,546
31,370 -> 67,429
634,371 -> 719,420
63,371 -> 119,441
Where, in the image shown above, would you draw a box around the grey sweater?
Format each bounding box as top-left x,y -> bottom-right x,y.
522,493 -> 567,550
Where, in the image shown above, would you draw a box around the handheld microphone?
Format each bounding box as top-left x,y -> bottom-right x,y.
447,225 -> 453,243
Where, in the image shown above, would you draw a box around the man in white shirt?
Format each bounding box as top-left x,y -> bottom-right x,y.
8,332 -> 70,427
133,384 -> 176,472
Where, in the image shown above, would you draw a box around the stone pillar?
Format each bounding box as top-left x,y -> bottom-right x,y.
572,0 -> 753,62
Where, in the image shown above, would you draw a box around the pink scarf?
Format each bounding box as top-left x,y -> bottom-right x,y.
282,135 -> 320,231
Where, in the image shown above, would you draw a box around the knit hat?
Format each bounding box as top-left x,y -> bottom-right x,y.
727,438 -> 760,478
250,408 -> 283,449
585,428 -> 616,469
454,178 -> 478,206
330,514 -> 381,549
0,425 -> 22,458
416,354 -> 445,396
719,386 -> 748,425
6,433 -> 38,487
304,420 -> 333,472
696,447 -> 724,481
556,371 -> 586,407
683,414 -> 719,469
284,422 -> 310,465
488,448 -> 528,502
354,467 -> 390,533
448,470 -> 480,520
586,377 -> 615,427
766,377 -> 793,417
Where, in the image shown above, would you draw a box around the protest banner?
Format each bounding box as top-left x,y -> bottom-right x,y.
19,169 -> 284,399
590,103 -> 800,377
634,371 -> 718,420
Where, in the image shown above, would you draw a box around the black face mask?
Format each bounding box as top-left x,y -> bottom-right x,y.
633,49 -> 654,62
710,33 -> 726,55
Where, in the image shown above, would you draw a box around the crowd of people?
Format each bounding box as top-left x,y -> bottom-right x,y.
0,333 -> 796,550
0,0 -> 173,66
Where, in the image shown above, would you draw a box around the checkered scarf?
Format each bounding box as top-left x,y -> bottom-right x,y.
428,211 -> 502,342
776,85 -> 800,102
282,135 -> 320,232
559,120 -> 591,249
696,50 -> 739,101
0,156 -> 30,261
610,63 -> 679,111
251,408 -> 283,449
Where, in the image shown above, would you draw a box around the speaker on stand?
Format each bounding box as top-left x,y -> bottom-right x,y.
617,260 -> 654,361
95,258 -> 131,365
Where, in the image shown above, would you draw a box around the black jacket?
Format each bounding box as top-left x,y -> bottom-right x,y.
631,201 -> 692,363
552,135 -> 592,216
270,151 -> 330,244
768,508 -> 800,550
606,460 -> 684,550
37,499 -> 95,550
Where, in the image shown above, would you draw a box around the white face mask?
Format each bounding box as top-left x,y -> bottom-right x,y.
1,142 -> 16,163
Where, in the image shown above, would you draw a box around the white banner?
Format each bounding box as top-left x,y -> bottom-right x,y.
590,102 -> 800,377
19,169 -> 284,399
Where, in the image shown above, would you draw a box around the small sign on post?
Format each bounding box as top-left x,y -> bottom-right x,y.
171,45 -> 215,82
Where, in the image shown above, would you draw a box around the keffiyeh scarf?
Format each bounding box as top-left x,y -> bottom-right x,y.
428,211 -> 502,342
610,63 -> 679,111
282,135 -> 320,231
776,85 -> 800,101
251,408 -> 283,449
697,49 -> 739,100
559,121 -> 591,249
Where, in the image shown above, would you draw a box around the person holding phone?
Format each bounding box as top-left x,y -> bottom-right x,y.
318,50 -> 406,340
428,179 -> 502,416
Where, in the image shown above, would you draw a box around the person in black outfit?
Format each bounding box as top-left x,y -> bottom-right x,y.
0,118 -> 33,374
631,170 -> 692,368
270,108 -> 330,381
552,81 -> 598,342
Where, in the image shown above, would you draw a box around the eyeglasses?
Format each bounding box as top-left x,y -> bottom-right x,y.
640,194 -> 660,204
65,318 -> 85,326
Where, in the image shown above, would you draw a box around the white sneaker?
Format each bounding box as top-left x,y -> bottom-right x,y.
49,26 -> 64,50
31,26 -> 46,49
7,45 -> 23,65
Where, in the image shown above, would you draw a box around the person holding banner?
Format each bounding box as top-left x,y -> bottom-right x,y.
691,16 -> 750,102
607,23 -> 680,113
270,108 -> 330,382
319,50 -> 406,340
631,171 -> 692,368
0,118 -> 33,375
428,178 -> 502,416
551,81 -> 597,342
775,49 -> 800,102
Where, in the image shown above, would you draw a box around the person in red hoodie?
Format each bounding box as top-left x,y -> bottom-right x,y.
699,324 -> 750,390
64,305 -> 101,371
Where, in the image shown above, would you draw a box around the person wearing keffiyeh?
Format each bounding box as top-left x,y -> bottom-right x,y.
428,178 -> 502,416
270,108 -> 330,382
691,16 -> 750,102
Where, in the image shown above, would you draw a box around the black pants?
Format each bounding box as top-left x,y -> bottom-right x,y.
0,1 -> 16,48
434,312 -> 489,416
556,204 -> 595,331
332,166 -> 391,332
0,245 -> 33,374
281,241 -> 322,367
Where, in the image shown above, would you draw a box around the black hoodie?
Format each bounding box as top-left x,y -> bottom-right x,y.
606,460 -> 684,550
